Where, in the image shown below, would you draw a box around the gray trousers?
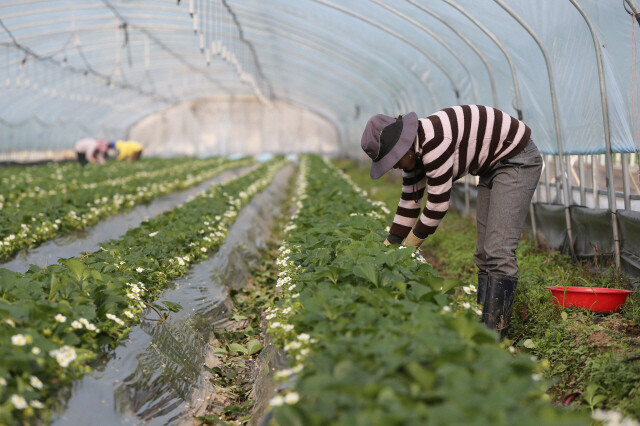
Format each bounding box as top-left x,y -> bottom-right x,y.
474,140 -> 543,279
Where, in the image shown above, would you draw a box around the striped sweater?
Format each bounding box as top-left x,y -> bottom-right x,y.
388,105 -> 531,243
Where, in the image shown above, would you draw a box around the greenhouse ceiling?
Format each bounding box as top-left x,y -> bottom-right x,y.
1,0 -> 640,157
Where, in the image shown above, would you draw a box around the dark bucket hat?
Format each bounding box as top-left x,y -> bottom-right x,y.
361,112 -> 419,179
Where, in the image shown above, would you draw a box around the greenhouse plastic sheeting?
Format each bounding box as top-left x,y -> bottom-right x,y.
450,182 -> 477,214
451,183 -> 640,278
1,1 -> 640,157
620,210 -> 640,279
570,207 -> 615,257
619,210 -> 640,255
532,203 -> 570,252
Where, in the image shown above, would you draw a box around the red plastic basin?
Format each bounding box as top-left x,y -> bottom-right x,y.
546,286 -> 633,313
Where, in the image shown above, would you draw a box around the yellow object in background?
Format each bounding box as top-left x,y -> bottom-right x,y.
115,140 -> 143,161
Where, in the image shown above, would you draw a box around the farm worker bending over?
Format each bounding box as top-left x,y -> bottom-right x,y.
110,140 -> 143,162
360,105 -> 542,338
74,138 -> 108,166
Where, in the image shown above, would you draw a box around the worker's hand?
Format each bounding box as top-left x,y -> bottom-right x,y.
383,238 -> 392,246
402,231 -> 425,248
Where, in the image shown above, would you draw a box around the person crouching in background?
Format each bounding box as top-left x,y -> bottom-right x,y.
74,138 -> 108,166
110,140 -> 143,162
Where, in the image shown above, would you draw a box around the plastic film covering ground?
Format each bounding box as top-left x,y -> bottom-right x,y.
1,1 -> 640,160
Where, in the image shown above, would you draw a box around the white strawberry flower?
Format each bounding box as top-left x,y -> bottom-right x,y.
30,400 -> 44,409
49,345 -> 77,367
11,334 -> 27,346
284,392 -> 300,404
269,395 -> 284,407
30,376 -> 43,390
11,394 -> 27,409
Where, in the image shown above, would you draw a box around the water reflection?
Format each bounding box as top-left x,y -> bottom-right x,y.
52,164 -> 293,425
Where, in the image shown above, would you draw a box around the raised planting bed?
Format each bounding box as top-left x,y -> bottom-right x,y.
0,156 -> 254,261
254,155 -> 588,425
336,159 -> 640,422
0,157 -> 286,423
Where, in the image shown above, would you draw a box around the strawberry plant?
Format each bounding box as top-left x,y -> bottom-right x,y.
0,157 -> 254,260
263,155 -> 588,425
0,157 -> 286,423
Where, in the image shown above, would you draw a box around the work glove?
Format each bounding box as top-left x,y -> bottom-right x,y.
403,231 -> 425,249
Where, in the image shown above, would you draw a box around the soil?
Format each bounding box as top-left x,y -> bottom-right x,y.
586,330 -> 613,347
420,246 -> 453,279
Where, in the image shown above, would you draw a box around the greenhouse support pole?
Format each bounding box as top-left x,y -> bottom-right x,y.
566,155 -> 573,203
529,202 -> 538,244
622,154 -> 631,210
570,0 -> 621,268
554,157 -> 562,203
579,155 -> 586,206
495,0 -> 574,257
464,176 -> 470,217
545,155 -> 552,203
592,154 -> 600,208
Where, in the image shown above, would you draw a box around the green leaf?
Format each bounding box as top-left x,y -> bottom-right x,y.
203,365 -> 223,375
409,282 -> 433,301
405,362 -> 436,390
383,248 -> 411,267
353,263 -> 379,286
60,258 -> 87,281
49,273 -> 63,301
441,278 -> 462,294
161,301 -> 183,313
88,269 -> 103,282
523,339 -> 535,349
231,313 -> 248,321
246,339 -> 263,355
394,280 -> 406,294
150,302 -> 167,312
228,343 -> 249,354
560,311 -> 568,321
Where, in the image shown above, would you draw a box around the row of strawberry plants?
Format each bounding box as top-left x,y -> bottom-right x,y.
0,157 -> 287,424
0,158 -> 194,206
262,155 -> 588,425
0,156 -> 254,261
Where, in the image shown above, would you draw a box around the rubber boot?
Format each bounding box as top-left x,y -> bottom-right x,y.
476,273 -> 488,305
481,275 -> 518,339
